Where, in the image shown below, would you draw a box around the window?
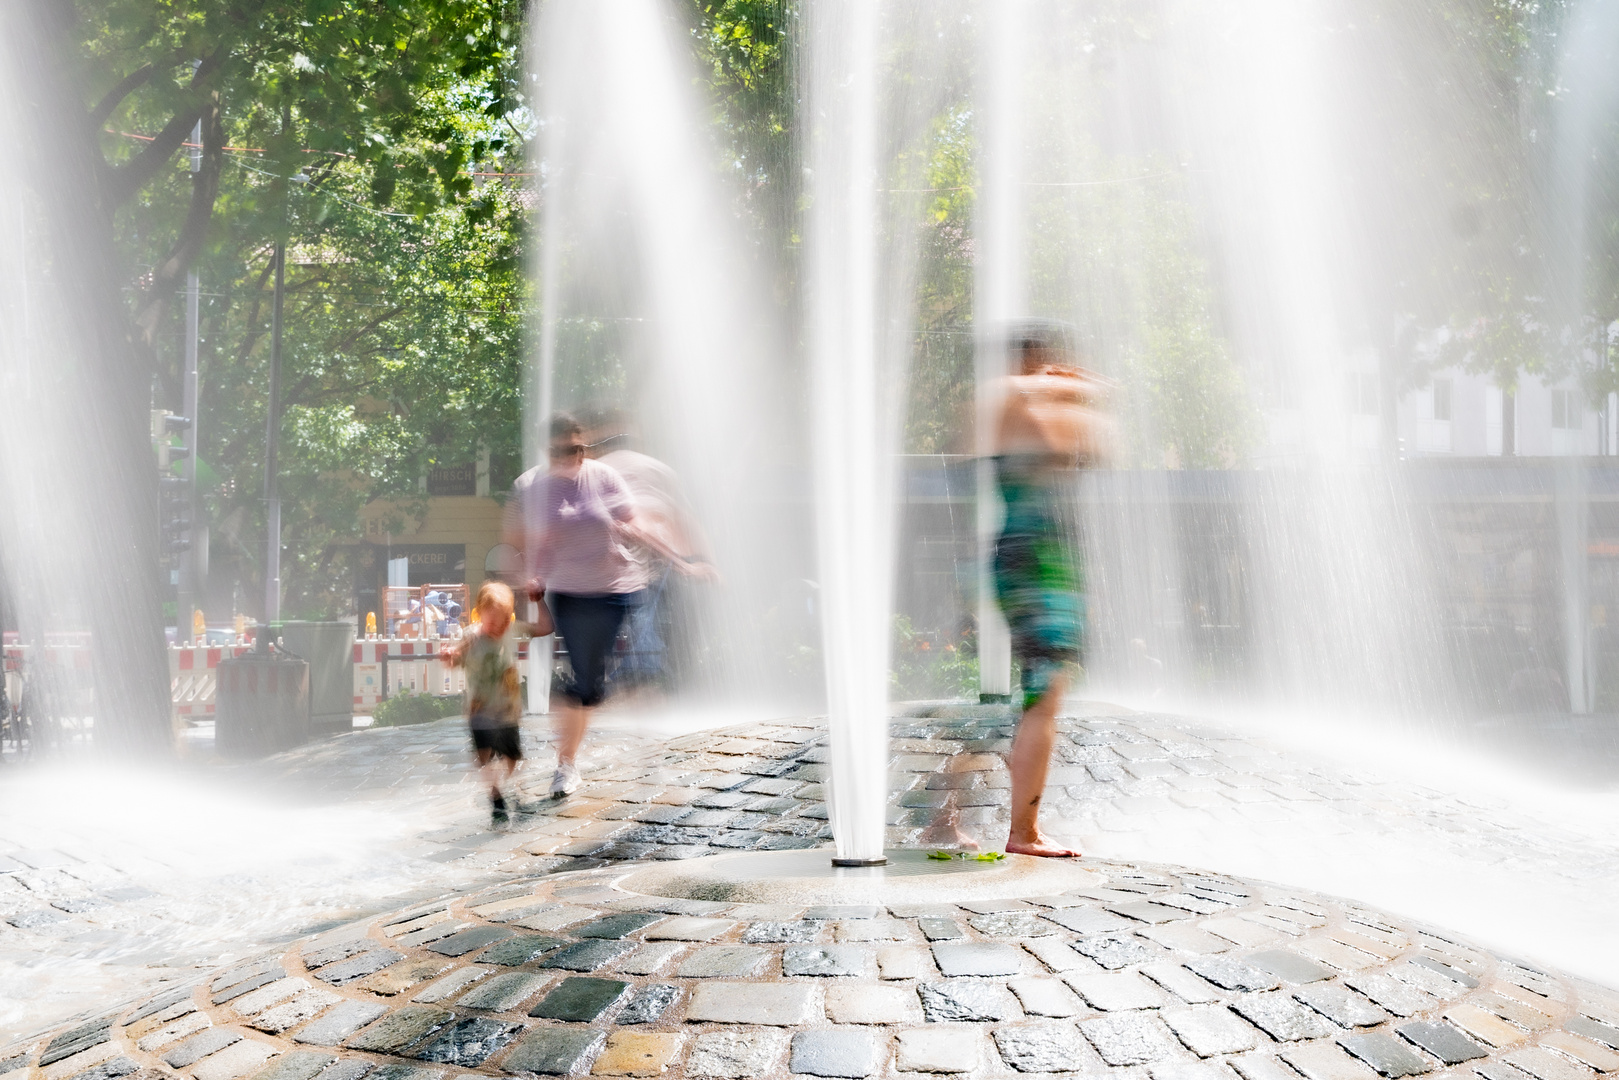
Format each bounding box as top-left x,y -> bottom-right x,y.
1432,379 -> 1452,422
1347,372 -> 1378,415
1552,388 -> 1582,430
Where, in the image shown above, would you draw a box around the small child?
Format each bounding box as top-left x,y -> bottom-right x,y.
449,580 -> 540,822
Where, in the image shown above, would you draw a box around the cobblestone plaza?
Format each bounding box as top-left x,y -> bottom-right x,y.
2,704 -> 1618,1079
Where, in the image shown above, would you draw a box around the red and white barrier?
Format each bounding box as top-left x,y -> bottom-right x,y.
169,643 -> 251,719
353,637 -> 469,710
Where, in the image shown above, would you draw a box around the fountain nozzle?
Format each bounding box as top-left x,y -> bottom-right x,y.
830,857 -> 888,867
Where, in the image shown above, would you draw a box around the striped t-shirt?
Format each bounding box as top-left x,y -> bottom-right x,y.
512,459 -> 651,596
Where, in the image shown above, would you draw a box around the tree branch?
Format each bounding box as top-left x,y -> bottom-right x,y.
89,62 -> 155,130
132,85 -> 225,347
101,49 -> 223,209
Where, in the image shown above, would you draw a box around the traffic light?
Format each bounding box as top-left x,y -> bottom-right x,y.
150,410 -> 192,472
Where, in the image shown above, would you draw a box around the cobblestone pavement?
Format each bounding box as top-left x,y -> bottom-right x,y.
9,850 -> 1619,1080
3,703 -> 1619,1056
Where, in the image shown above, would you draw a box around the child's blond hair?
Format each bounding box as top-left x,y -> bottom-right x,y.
474,580 -> 515,618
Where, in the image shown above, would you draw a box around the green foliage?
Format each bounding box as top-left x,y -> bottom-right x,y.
891,615 -> 979,702
371,690 -> 463,727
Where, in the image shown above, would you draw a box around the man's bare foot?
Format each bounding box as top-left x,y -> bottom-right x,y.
1005,834 -> 1083,858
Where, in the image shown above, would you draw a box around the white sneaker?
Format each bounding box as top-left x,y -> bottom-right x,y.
550,763 -> 581,798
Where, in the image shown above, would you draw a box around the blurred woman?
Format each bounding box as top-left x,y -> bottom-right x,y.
506,413 -> 715,797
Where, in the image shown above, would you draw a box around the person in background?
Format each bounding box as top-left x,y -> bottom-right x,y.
581,406 -> 713,692
993,325 -> 1113,858
448,580 -> 541,823
504,413 -> 716,797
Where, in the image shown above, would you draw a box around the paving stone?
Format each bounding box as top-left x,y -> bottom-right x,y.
894,1027 -> 983,1074
834,919 -> 910,942
1392,1022 -> 1484,1065
1074,935 -> 1159,970
411,967 -> 491,1004
1442,1004 -> 1526,1048
1231,1054 -> 1311,1080
1042,907 -> 1136,935
423,926 -> 511,957
1186,957 -> 1281,992
292,1001 -> 388,1046
136,1012 -> 211,1051
233,979 -> 309,1017
578,913 -> 664,939
1475,991 -> 1553,1030
615,941 -> 686,975
125,987 -> 198,1025
247,1051 -> 334,1080
500,1028 -> 604,1075
164,1029 -> 243,1068
1568,1018 -> 1619,1051
65,1059 -> 141,1080
1020,938 -> 1095,974
877,945 -> 935,980
252,990 -> 342,1034
1112,901 -> 1197,925
967,911 -> 1055,938
343,1006 -> 453,1054
540,939 -> 637,971
798,903 -> 882,921
1142,924 -> 1234,955
1080,1012 -> 1179,1066
312,951 -> 404,986
918,918 -> 964,941
741,922 -> 818,943
686,982 -> 818,1025
1505,1048 -> 1599,1080
1248,950 -> 1334,984
789,1030 -> 879,1078
1162,1005 -> 1263,1057
476,934 -> 566,966
994,1022 -> 1091,1073
528,976 -> 629,1022
300,940 -> 372,969
1009,976 -> 1085,1017
617,985 -> 682,1025
823,982 -> 923,1024
642,917 -> 732,941
685,1030 -> 788,1078
1408,956 -> 1479,989
1293,984 -> 1390,1029
191,1040 -> 279,1080
1297,939 -> 1381,972
511,904 -> 599,932
931,942 -> 1024,977
394,922 -> 467,948
678,946 -> 768,978
1338,1033 -> 1433,1077
311,1059 -> 372,1080
1343,974 -> 1435,1018
215,967 -> 291,1004
1066,972 -> 1166,1011
1540,1031 -> 1619,1072
455,972 -> 551,1012
1235,991 -> 1337,1041
783,945 -> 873,977
591,1032 -> 684,1077
917,980 -> 1019,1022
365,1066 -> 441,1080
1282,1042 -> 1381,1080
411,1017 -> 524,1067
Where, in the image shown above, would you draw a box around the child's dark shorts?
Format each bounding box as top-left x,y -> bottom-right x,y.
470,722 -> 522,761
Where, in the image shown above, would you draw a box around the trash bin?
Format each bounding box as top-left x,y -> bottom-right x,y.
215,651 -> 309,756
279,621 -> 355,735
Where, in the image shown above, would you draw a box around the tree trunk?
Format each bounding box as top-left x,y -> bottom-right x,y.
1,0 -> 174,755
